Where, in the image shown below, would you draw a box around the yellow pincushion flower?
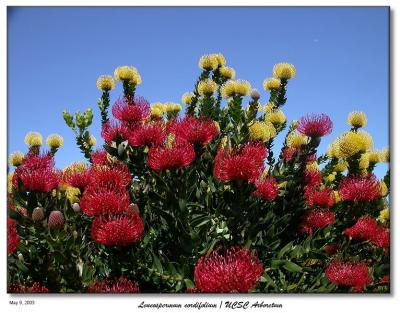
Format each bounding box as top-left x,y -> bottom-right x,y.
8,173 -> 14,193
46,134 -> 64,148
89,135 -> 96,146
359,153 -> 370,170
326,140 -> 341,159
214,53 -> 226,67
368,150 -> 382,164
263,102 -> 276,113
151,107 -> 164,118
114,66 -> 141,85
265,110 -> 286,126
347,111 -> 367,128
333,190 -> 342,203
379,181 -> 388,197
151,102 -> 167,113
221,80 -> 251,98
165,103 -> 182,113
326,172 -> 337,183
380,147 -> 389,162
198,54 -> 219,71
66,186 -> 81,205
96,75 -> 115,91
306,162 -> 320,172
63,162 -> 88,177
219,66 -> 235,79
249,121 -> 276,142
197,79 -> 218,96
337,131 -> 373,158
9,151 -> 24,167
272,63 -> 296,80
181,92 -> 195,105
287,133 -> 308,148
263,78 -> 281,90
24,131 -> 43,147
335,160 -> 348,172
378,208 -> 389,223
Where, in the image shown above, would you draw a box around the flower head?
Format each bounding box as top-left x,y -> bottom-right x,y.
48,210 -> 65,228
46,134 -> 64,148
198,54 -> 219,70
88,277 -> 139,293
214,143 -> 266,182
253,177 -> 279,201
304,169 -> 323,186
343,216 -> 389,249
182,92 -> 195,105
197,79 -> 218,96
8,151 -> 24,167
81,189 -> 130,216
298,208 -> 336,235
296,114 -> 333,137
378,207 -> 389,223
24,131 -> 43,147
221,80 -> 251,98
89,135 -> 96,146
249,121 -> 276,142
339,175 -> 381,202
8,218 -> 19,255
147,137 -> 195,171
9,282 -> 49,293
337,131 -> 373,158
325,260 -> 372,291
62,162 -> 91,190
265,110 -> 286,126
96,75 -> 115,91
112,96 -> 150,125
170,116 -> 219,146
127,123 -> 166,147
305,187 -> 335,208
194,247 -> 263,293
263,78 -> 281,90
272,63 -> 296,80
347,111 -> 367,128
91,212 -> 144,246
219,66 -> 235,79
286,133 -> 308,148
114,66 -> 141,85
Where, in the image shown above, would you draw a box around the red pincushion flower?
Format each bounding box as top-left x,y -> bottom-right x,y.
253,177 -> 279,201
170,116 -> 219,146
194,247 -> 263,293
91,212 -> 144,246
90,166 -> 131,190
296,113 -> 333,137
298,208 -> 336,235
127,123 -> 166,147
81,189 -> 131,216
147,141 -> 195,171
64,169 -> 92,190
213,143 -> 267,183
87,277 -> 139,293
9,282 -> 49,293
91,149 -> 109,165
339,175 -> 380,202
112,96 -> 150,125
101,121 -> 127,143
13,153 -> 60,192
304,170 -> 322,186
343,216 -> 389,249
305,187 -> 335,208
282,147 -> 298,162
8,218 -> 19,255
325,260 -> 372,291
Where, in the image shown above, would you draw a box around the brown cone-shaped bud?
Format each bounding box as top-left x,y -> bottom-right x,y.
127,203 -> 139,215
72,202 -> 80,213
32,207 -> 45,222
250,89 -> 260,101
48,210 -> 65,228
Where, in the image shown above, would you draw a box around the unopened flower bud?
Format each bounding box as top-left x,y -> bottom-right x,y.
250,89 -> 260,101
32,207 -> 45,222
18,253 -> 24,262
127,203 -> 139,214
72,230 -> 78,239
72,202 -> 80,213
48,211 -> 65,228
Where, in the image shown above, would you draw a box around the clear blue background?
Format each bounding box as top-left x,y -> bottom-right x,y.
8,7 -> 389,177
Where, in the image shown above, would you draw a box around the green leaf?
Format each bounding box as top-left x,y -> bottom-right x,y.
283,261 -> 303,273
152,254 -> 163,274
277,241 -> 293,259
184,279 -> 194,289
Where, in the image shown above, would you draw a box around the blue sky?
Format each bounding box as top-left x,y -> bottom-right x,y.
8,7 -> 389,177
